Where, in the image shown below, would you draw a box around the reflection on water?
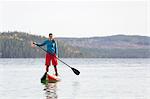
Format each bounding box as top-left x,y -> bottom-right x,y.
43,83 -> 57,99
42,81 -> 80,99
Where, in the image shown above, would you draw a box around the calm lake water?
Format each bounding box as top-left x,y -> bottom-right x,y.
0,58 -> 150,99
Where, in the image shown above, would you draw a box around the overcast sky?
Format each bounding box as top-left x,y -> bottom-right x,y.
0,0 -> 149,37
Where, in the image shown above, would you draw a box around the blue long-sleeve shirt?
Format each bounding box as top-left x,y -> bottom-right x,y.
37,39 -> 58,56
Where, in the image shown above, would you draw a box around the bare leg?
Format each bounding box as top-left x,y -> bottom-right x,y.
54,66 -> 58,76
46,65 -> 49,72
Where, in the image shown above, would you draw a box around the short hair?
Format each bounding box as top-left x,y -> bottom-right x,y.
49,33 -> 53,36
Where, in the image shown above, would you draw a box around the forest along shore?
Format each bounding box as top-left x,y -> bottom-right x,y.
0,31 -> 150,58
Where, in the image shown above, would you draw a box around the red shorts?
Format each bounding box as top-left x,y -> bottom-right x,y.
45,53 -> 58,66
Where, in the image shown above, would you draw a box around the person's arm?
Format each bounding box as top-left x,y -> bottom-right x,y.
36,40 -> 47,46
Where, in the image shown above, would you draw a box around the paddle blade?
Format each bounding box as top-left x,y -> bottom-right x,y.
71,68 -> 80,75
41,72 -> 47,81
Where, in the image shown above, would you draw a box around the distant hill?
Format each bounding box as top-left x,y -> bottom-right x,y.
0,32 -> 150,58
59,35 -> 150,49
59,35 -> 150,58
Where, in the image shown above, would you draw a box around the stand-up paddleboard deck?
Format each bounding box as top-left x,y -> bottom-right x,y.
41,72 -> 60,84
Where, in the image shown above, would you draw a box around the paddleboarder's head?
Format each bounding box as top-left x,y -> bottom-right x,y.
49,33 -> 53,40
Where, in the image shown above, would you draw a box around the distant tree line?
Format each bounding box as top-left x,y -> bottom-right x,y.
0,32 -> 150,58
0,32 -> 83,58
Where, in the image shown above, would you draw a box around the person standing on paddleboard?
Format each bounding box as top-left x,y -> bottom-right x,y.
34,33 -> 58,76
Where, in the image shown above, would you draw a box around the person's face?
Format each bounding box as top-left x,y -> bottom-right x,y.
49,35 -> 53,39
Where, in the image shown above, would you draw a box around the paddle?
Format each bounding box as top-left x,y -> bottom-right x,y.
33,42 -> 80,75
41,72 -> 47,81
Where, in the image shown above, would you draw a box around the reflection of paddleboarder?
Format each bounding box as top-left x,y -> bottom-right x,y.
44,83 -> 57,99
34,33 -> 58,76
